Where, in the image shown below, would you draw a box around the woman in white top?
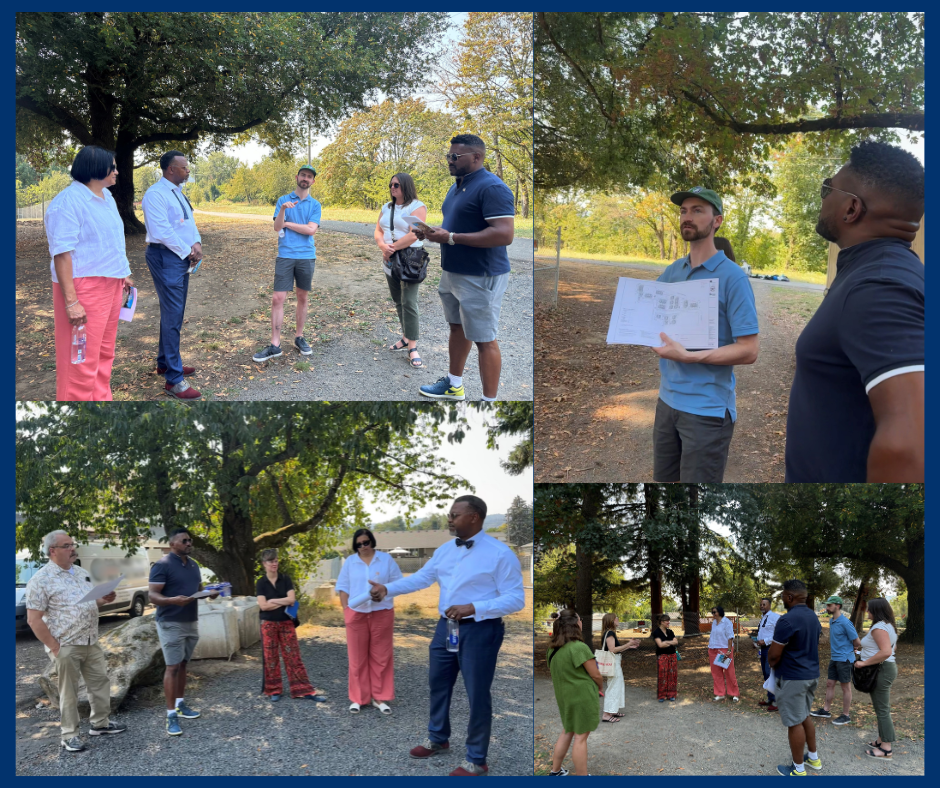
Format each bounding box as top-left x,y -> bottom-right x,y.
854,598 -> 900,759
335,528 -> 404,714
599,612 -> 640,722
707,606 -> 740,701
45,146 -> 134,401
373,173 -> 427,368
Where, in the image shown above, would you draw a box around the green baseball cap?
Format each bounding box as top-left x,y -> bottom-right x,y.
298,163 -> 317,176
824,595 -> 843,605
671,186 -> 723,215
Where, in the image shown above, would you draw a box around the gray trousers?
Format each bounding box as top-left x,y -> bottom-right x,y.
653,398 -> 735,482
385,274 -> 420,340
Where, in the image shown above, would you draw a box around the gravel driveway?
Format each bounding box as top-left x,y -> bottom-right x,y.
16,618 -> 533,776
535,677 -> 924,776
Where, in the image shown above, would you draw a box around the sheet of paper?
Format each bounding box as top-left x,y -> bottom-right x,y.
606,277 -> 719,349
188,590 -> 218,599
118,287 -> 137,323
77,575 -> 124,604
348,591 -> 373,608
401,215 -> 432,232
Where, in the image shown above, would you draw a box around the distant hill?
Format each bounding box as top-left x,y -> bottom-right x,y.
484,513 -> 506,530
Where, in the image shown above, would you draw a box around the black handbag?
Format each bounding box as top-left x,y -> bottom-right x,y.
389,202 -> 430,283
851,661 -> 881,693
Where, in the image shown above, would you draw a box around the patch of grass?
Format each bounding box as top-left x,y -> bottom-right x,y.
771,287 -> 824,321
401,603 -> 424,617
294,360 -> 312,372
753,267 -> 827,285
228,316 -> 244,325
206,342 -> 223,351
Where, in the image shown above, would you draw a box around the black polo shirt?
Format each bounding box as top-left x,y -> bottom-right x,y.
651,627 -> 677,656
771,604 -> 822,680
440,167 -> 515,277
149,552 -> 202,622
785,238 -> 924,481
255,573 -> 294,623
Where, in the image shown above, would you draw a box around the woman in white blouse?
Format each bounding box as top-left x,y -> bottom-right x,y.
335,528 -> 403,714
854,598 -> 899,760
373,173 -> 427,368
45,146 -> 134,400
707,606 -> 740,702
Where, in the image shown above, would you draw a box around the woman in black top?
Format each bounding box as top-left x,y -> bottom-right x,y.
651,613 -> 679,702
255,549 -> 325,703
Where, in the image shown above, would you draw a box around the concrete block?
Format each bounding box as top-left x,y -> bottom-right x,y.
191,603 -> 239,660
233,597 -> 260,648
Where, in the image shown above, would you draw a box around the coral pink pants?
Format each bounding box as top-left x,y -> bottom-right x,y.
344,607 -> 395,705
709,648 -> 740,697
53,277 -> 123,401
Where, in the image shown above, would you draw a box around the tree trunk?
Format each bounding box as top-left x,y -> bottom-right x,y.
644,485 -> 663,619
650,571 -> 663,620
849,577 -> 872,632
683,484 -> 703,638
575,540 -> 593,649
112,147 -> 146,234
899,534 -> 924,643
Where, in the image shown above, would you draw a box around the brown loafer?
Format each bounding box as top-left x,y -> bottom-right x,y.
409,739 -> 449,759
157,365 -> 196,376
165,382 -> 202,399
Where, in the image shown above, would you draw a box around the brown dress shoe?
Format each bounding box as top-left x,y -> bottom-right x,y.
157,365 -> 196,376
409,739 -> 449,759
165,382 -> 202,400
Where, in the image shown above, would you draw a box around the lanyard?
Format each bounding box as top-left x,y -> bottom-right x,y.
172,189 -> 191,220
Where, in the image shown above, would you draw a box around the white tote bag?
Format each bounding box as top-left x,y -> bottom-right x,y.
594,649 -> 617,677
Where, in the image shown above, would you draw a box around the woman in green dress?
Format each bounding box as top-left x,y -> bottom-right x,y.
547,609 -> 604,776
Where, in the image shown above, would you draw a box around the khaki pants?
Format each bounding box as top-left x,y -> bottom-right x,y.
55,643 -> 111,739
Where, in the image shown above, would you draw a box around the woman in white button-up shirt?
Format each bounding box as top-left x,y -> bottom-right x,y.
707,606 -> 740,701
45,146 -> 133,400
335,529 -> 403,715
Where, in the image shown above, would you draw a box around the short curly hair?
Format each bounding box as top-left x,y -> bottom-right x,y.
847,140 -> 924,208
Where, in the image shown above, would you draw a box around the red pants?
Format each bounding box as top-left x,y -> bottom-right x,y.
708,648 -> 740,697
344,607 -> 395,705
54,277 -> 124,401
657,653 -> 678,700
260,620 -> 315,698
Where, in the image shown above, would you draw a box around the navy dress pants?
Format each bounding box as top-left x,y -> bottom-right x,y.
427,616 -> 504,765
145,245 -> 190,385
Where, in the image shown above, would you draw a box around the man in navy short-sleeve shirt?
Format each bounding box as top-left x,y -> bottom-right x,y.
768,579 -> 822,776
414,134 -> 515,402
786,141 -> 924,482
651,187 -> 760,482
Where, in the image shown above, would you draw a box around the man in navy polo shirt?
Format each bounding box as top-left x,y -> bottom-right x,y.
414,134 -> 515,402
651,187 -> 759,481
786,141 -> 924,482
768,579 -> 823,776
253,164 -> 321,363
148,527 -> 216,736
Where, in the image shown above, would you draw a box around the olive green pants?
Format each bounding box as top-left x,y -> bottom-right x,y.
869,660 -> 897,743
385,274 -> 420,340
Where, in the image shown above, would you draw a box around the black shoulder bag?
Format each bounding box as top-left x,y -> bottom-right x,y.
851,661 -> 881,693
388,202 -> 430,284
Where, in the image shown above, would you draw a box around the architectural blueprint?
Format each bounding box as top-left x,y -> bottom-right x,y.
605,277 -> 719,349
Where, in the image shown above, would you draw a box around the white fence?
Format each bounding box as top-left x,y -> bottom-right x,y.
17,202 -> 45,220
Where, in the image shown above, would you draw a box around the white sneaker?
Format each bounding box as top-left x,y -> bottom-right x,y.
732,697 -> 740,703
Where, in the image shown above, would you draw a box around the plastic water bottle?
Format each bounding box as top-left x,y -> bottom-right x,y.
446,618 -> 459,652
71,324 -> 86,364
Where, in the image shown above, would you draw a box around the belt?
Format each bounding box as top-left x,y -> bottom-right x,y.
148,242 -> 169,250
440,616 -> 501,625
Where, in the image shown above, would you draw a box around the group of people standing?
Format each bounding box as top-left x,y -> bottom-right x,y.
545,581 -> 903,776
42,133 -> 516,402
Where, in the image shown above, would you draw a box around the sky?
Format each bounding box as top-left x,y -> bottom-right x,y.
223,12 -> 468,166
360,405 -> 532,522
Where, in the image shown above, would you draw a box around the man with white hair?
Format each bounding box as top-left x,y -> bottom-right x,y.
24,530 -> 127,752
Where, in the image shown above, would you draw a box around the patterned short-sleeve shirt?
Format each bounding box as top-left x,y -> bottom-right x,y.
24,562 -> 99,646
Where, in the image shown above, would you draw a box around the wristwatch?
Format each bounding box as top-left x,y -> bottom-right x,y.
447,232 -> 456,245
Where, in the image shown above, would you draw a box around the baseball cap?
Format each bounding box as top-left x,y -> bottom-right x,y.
298,164 -> 317,176
671,186 -> 723,215
824,595 -> 843,605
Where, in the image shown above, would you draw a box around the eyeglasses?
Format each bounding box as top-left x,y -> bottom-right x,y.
389,183 -> 401,190
355,540 -> 372,548
445,153 -> 474,163
52,543 -> 77,550
820,177 -> 866,211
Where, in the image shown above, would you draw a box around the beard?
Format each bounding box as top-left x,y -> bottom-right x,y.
680,224 -> 712,242
815,213 -> 840,243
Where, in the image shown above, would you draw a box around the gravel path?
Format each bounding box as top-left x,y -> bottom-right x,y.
16,618 -> 533,776
535,677 -> 924,776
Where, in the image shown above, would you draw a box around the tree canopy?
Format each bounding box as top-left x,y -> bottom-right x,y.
16,11 -> 448,232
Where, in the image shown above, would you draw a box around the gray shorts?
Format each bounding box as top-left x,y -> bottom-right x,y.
775,677 -> 818,727
274,257 -> 315,292
828,659 -> 853,683
438,269 -> 509,343
156,620 -> 199,665
653,398 -> 735,482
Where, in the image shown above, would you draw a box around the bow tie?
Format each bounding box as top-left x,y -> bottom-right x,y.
455,538 -> 474,549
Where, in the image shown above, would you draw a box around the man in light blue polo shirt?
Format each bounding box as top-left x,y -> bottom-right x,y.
651,187 -> 759,481
253,164 -> 321,362
810,595 -> 861,726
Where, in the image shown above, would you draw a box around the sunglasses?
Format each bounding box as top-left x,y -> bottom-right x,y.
820,177 -> 866,211
355,540 -> 372,548
445,152 -> 474,163
389,183 -> 401,189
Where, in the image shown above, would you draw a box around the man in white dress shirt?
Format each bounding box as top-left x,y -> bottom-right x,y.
142,150 -> 203,399
369,494 -> 524,776
755,596 -> 781,711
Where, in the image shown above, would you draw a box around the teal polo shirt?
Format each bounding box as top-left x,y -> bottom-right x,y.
272,192 -> 322,260
828,614 -> 859,663
656,251 -> 759,421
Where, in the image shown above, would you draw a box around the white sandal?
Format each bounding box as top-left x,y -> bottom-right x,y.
371,699 -> 392,715
349,702 -> 361,714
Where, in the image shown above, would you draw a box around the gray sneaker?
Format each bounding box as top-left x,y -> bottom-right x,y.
89,722 -> 127,735
61,736 -> 86,752
832,714 -> 851,725
810,707 -> 832,718
293,336 -> 312,355
252,344 -> 283,363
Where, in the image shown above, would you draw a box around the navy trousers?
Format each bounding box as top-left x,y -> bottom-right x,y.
759,647 -> 776,702
145,245 -> 190,385
428,616 -> 504,765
